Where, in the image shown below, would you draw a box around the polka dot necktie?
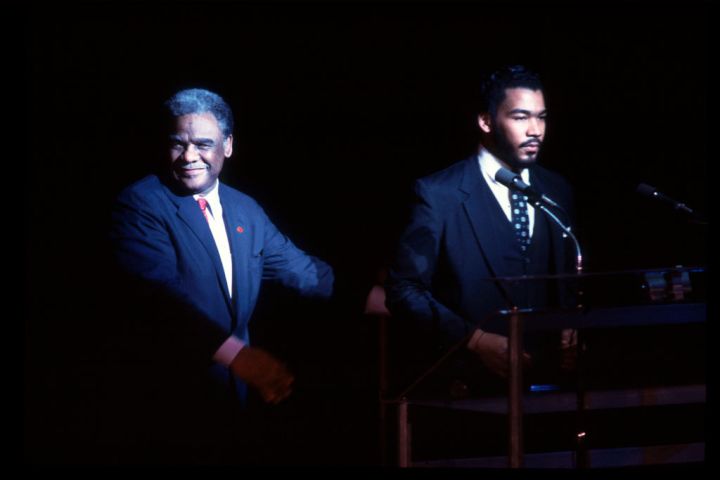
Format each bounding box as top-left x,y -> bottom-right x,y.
509,190 -> 531,254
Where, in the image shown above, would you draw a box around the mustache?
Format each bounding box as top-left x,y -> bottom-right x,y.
519,140 -> 542,148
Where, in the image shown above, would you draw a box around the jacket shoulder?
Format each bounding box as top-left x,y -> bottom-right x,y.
533,164 -> 568,184
532,164 -> 572,195
414,157 -> 476,203
419,158 -> 470,186
218,183 -> 264,213
116,175 -> 166,204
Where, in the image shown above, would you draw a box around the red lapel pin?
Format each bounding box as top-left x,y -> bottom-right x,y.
236,226 -> 244,233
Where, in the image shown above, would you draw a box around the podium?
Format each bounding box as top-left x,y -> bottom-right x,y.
385,266 -> 706,468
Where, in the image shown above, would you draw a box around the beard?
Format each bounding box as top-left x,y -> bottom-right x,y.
491,129 -> 541,172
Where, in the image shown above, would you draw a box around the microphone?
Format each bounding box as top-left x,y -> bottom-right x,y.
495,167 -> 561,208
495,167 -> 582,272
636,183 -> 694,215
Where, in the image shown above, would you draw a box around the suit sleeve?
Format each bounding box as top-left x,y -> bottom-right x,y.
110,191 -> 229,363
257,207 -> 335,300
385,180 -> 470,348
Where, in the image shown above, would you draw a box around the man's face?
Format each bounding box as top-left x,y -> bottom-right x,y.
480,87 -> 546,171
169,112 -> 233,194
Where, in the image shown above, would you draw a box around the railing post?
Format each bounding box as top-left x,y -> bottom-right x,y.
397,398 -> 410,467
508,307 -> 524,468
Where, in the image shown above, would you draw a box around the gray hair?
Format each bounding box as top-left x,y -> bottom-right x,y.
164,88 -> 234,138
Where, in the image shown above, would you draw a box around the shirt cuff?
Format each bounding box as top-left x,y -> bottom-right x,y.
467,328 -> 486,351
213,335 -> 246,366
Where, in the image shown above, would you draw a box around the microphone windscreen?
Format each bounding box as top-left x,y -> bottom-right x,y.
636,183 -> 657,197
495,167 -> 518,187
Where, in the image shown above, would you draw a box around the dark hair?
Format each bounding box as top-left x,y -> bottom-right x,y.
478,65 -> 543,118
164,88 -> 234,138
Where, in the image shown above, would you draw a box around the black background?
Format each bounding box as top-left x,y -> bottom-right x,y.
24,0 -> 709,465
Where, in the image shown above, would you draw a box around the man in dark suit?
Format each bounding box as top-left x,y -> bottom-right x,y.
386,65 -> 576,396
106,88 -> 333,463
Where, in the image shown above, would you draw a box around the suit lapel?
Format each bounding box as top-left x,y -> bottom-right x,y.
166,187 -> 233,305
218,184 -> 252,328
459,157 -> 513,283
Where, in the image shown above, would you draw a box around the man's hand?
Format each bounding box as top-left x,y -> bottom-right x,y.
467,329 -> 531,378
229,346 -> 294,404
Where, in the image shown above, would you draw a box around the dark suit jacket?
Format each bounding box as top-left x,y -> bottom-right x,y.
386,156 -> 575,355
103,174 -> 335,460
109,174 -> 333,395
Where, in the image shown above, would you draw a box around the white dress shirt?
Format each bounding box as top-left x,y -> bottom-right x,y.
193,180 -> 233,296
477,148 -> 535,237
193,180 -> 245,364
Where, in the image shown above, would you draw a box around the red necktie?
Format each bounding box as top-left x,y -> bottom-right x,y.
197,197 -> 210,223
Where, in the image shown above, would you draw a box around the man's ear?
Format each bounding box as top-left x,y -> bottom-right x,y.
477,113 -> 492,134
224,135 -> 234,157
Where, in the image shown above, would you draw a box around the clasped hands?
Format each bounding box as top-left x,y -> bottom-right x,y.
467,328 -> 578,378
230,346 -> 294,404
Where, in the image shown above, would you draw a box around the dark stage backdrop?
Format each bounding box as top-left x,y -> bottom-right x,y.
24,1 -> 708,465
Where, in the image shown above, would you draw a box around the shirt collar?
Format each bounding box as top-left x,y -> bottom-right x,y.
478,147 -> 530,186
192,179 -> 221,212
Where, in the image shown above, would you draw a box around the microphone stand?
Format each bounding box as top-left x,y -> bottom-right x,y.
637,183 -> 708,225
536,202 -> 587,468
536,204 -> 582,273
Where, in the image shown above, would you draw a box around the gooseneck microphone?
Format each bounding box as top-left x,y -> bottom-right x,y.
495,167 -> 583,273
495,167 -> 560,208
636,183 -> 694,214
